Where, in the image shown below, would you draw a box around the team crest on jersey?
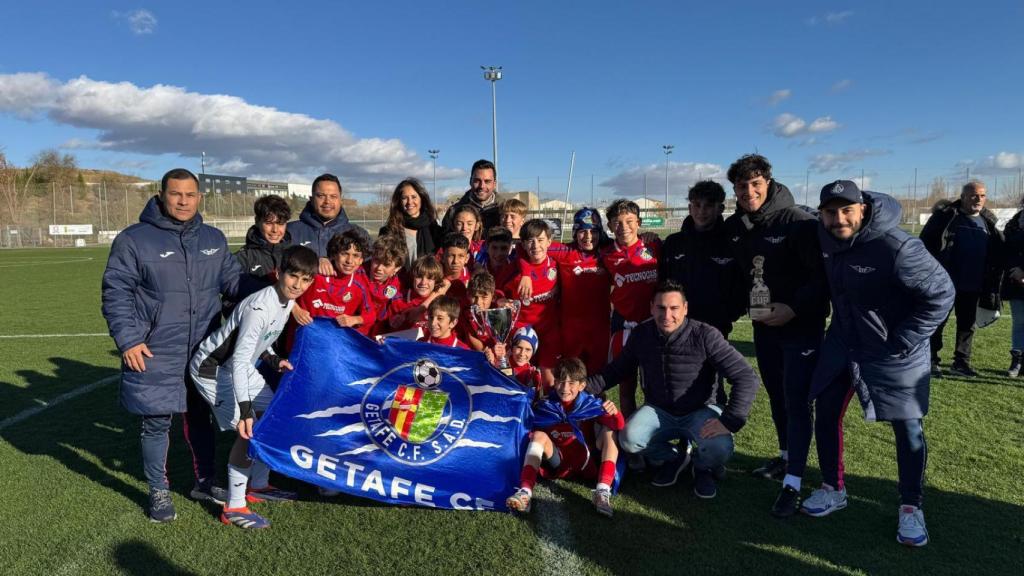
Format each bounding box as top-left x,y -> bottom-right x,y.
639,248 -> 653,261
849,264 -> 876,274
201,248 -> 220,256
360,359 -> 470,465
384,285 -> 398,299
710,257 -> 734,265
765,236 -> 786,244
546,267 -> 557,281
343,291 -> 353,303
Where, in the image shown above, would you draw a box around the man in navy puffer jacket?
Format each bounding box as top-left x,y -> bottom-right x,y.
102,168 -> 240,522
801,181 -> 953,547
287,173 -> 370,276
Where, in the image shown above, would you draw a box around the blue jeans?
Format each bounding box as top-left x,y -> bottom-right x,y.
1010,300 -> 1024,351
619,404 -> 734,471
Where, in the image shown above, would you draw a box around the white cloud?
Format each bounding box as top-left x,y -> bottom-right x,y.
806,10 -> 854,26
766,89 -> 791,106
772,112 -> 841,138
112,9 -> 158,35
808,149 -> 890,173
600,161 -> 725,197
993,152 -> 1023,170
0,72 -> 464,192
831,79 -> 853,93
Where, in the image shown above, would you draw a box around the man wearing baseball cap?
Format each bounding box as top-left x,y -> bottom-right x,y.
785,180 -> 953,547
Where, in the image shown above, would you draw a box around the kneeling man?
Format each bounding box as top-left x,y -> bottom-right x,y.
586,280 -> 759,498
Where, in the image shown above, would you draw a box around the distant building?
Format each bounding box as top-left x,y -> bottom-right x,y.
632,197 -> 664,210
538,199 -> 573,211
247,179 -> 289,197
508,191 -> 540,210
288,183 -> 312,199
199,173 -> 246,195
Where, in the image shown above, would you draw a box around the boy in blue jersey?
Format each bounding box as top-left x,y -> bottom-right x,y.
190,245 -> 317,529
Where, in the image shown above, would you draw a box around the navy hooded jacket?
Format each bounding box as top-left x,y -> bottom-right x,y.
287,201 -> 369,258
102,197 -> 240,415
811,191 -> 954,421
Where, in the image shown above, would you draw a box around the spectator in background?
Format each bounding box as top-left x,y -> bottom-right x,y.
1002,202 -> 1024,376
101,168 -> 241,522
287,173 -> 370,276
378,178 -> 442,269
442,159 -> 501,232
920,180 -> 1004,377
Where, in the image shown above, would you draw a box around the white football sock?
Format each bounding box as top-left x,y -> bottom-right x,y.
783,474 -> 802,491
596,482 -> 611,492
227,463 -> 251,509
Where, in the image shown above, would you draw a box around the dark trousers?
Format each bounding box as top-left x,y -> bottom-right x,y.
809,374 -> 856,489
893,418 -> 927,507
753,325 -> 822,453
931,291 -> 979,364
140,376 -> 217,490
697,323 -> 732,406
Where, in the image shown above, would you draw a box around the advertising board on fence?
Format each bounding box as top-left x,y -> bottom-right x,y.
48,224 -> 94,236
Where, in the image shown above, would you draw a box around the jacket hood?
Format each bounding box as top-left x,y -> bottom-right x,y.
244,224 -> 291,249
299,200 -> 351,229
139,196 -> 202,233
819,190 -> 901,254
455,188 -> 499,210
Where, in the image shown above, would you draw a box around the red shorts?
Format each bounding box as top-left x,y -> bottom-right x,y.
539,440 -> 596,481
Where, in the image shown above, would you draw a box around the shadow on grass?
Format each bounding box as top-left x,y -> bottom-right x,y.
0,351 -> 120,421
540,451 -> 1023,576
113,540 -> 197,576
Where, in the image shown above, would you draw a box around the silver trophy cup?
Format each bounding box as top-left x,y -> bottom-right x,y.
471,301 -> 522,375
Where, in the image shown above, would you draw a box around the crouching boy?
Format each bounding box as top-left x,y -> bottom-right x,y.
189,245 -> 318,529
506,358 -> 624,517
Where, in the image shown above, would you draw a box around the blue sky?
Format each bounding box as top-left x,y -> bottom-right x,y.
1,0 -> 1022,204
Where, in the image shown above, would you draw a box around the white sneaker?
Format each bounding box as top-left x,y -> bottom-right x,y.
896,505 -> 929,547
800,485 -> 848,517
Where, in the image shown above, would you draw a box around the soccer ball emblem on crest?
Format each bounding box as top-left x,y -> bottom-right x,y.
413,359 -> 442,389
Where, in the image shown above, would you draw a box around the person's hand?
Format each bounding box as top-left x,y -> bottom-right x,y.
699,418 -> 730,439
123,343 -> 153,372
389,313 -> 405,329
640,231 -> 660,244
292,305 -> 313,326
237,417 -> 255,440
493,342 -> 507,360
318,257 -> 335,276
435,279 -> 451,296
760,303 -> 795,327
602,400 -> 619,416
517,276 -> 533,299
335,314 -> 357,328
278,359 -> 293,372
484,348 -> 497,366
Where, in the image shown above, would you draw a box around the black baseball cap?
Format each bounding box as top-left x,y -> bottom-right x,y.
818,180 -> 864,208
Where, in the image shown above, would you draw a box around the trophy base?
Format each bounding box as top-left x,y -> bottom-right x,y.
749,307 -> 773,321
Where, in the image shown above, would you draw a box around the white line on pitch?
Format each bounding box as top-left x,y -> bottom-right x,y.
0,258 -> 95,268
0,375 -> 119,432
0,333 -> 109,339
532,484 -> 586,576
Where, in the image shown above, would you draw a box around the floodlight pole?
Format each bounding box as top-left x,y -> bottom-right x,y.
482,66 -> 502,188
662,144 -> 674,212
428,149 -> 440,206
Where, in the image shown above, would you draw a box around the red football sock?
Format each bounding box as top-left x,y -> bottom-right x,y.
598,459 -> 617,487
520,464 -> 539,490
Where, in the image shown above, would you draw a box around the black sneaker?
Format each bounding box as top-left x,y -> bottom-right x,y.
651,450 -> 692,487
930,362 -> 943,378
190,481 -> 227,506
949,361 -> 978,378
752,456 -> 787,480
148,488 -> 177,523
693,468 -> 717,499
771,485 -> 801,518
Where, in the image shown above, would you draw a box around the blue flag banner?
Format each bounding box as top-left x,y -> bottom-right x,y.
250,320 -> 532,512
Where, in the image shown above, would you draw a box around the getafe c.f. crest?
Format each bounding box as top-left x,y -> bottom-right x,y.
360,359 -> 471,466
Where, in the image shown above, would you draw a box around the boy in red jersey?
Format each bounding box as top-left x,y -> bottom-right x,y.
504,219 -> 562,388
388,255 -> 448,333
417,296 -> 470,349
505,358 -> 623,517
439,233 -> 473,305
550,207 -> 612,375
600,199 -> 661,416
360,235 -> 407,336
461,271 -> 499,352
501,326 -> 543,397
482,227 -> 518,293
289,230 -> 375,346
